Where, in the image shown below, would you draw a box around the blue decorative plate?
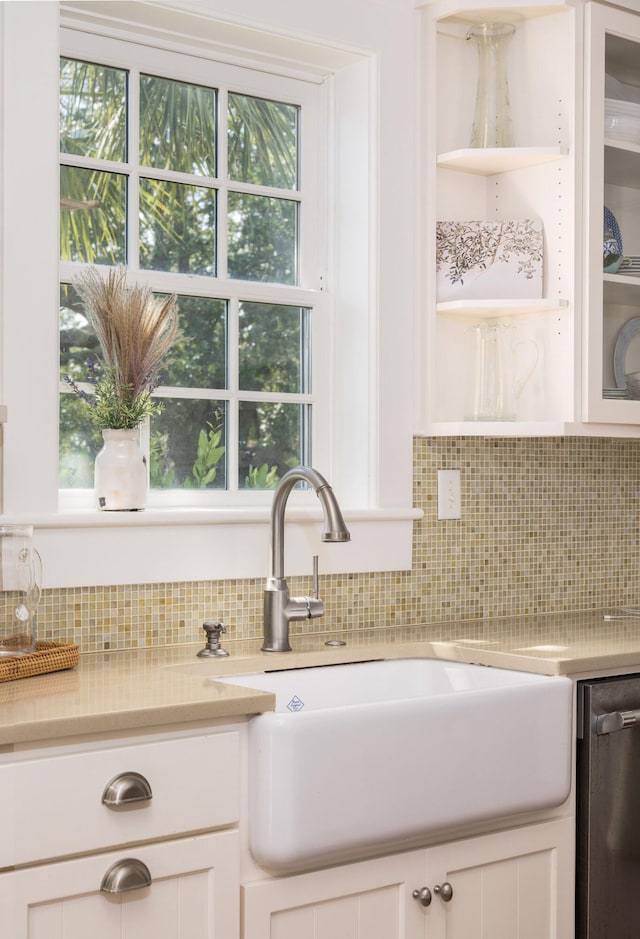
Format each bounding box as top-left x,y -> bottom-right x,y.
604,206 -> 623,272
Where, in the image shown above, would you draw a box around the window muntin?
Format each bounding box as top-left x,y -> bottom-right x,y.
59,37 -> 321,498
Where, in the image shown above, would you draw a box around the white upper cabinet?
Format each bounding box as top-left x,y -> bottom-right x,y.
419,0 -> 640,437
583,2 -> 640,428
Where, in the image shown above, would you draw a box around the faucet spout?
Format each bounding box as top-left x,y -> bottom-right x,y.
263,466 -> 350,653
269,466 -> 350,581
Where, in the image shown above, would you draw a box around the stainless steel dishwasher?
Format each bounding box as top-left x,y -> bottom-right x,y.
577,673 -> 640,938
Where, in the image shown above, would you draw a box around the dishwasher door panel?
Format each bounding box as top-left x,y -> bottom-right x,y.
577,675 -> 640,939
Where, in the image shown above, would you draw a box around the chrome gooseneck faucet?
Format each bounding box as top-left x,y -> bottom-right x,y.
262,466 -> 350,653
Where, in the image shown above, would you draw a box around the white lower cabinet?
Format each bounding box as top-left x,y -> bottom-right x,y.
0,830 -> 238,939
242,817 -> 574,939
243,850 -> 424,939
0,727 -> 241,939
0,723 -> 574,939
423,818 -> 574,939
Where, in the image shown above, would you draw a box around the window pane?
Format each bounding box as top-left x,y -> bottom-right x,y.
60,284 -> 100,383
60,166 -> 127,264
60,58 -> 127,162
151,400 -> 226,489
140,178 -> 216,275
239,401 -> 308,489
161,296 -> 227,389
59,394 -> 103,488
239,302 -> 309,393
227,193 -> 297,284
140,75 -> 216,176
227,93 -> 298,189
59,284 -> 103,490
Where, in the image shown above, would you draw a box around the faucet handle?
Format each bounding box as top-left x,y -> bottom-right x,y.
307,557 -> 323,618
306,596 -> 324,618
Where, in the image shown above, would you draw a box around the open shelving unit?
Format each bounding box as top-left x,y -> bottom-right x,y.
422,0 -> 577,435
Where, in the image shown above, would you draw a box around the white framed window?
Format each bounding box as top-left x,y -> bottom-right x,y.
59,30 -> 328,507
0,2 -> 418,588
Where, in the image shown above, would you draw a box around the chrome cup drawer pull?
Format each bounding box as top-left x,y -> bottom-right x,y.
100,858 -> 152,894
101,771 -> 153,807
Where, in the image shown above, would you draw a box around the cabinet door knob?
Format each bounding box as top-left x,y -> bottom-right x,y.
434,882 -> 454,902
412,886 -> 432,907
100,858 -> 152,894
102,771 -> 153,807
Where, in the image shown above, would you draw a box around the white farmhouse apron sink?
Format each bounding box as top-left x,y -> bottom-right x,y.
215,658 -> 572,872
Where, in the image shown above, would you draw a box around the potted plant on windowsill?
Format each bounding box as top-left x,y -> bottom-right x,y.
65,266 -> 179,511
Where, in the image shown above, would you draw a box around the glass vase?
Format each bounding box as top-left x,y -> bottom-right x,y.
94,429 -> 148,511
467,23 -> 516,149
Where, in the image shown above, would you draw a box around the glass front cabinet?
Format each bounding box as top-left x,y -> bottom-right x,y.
584,2 -> 640,428
419,0 -> 640,437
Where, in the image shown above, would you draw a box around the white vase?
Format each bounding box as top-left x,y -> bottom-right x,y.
94,429 -> 148,511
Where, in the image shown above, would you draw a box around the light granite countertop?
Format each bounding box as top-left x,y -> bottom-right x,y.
2,608 -> 640,747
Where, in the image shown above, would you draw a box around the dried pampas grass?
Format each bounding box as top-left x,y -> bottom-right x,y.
74,266 -> 179,397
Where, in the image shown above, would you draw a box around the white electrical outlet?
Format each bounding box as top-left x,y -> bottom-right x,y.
437,469 -> 461,520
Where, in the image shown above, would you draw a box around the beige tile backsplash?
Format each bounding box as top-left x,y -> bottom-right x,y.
37,436 -> 640,653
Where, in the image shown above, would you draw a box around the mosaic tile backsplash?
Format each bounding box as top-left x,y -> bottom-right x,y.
37,436 -> 640,653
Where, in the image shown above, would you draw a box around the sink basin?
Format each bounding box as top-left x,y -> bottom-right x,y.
215,658 -> 572,872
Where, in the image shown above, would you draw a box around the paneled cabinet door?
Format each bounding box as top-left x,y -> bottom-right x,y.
421,818 -> 574,939
0,831 -> 239,939
242,850 -> 426,939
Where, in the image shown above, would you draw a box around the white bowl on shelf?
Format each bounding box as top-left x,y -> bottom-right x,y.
605,97 -> 640,143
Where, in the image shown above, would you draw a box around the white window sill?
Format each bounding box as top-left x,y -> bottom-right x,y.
1,506 -> 422,588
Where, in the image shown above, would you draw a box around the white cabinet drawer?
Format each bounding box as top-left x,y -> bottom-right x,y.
0,730 -> 239,867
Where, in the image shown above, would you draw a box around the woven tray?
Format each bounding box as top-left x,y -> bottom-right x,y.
0,642 -> 79,683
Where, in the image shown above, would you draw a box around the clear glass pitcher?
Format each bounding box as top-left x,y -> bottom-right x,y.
0,526 -> 42,656
467,322 -> 539,421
